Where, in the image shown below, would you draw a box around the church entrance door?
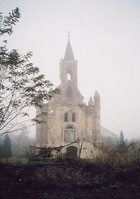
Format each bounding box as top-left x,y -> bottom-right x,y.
66,146 -> 78,158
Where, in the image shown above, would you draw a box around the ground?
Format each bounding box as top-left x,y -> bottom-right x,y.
0,159 -> 140,199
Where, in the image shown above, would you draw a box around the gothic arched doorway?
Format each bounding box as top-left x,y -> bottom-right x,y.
66,146 -> 78,158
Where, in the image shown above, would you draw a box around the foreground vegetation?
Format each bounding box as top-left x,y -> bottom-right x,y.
0,136 -> 140,199
1,134 -> 140,166
0,154 -> 140,199
94,141 -> 140,165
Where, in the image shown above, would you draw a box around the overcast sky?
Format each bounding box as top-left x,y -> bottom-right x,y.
1,0 -> 140,139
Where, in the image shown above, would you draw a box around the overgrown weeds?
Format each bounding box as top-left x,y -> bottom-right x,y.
1,141 -> 140,167
93,142 -> 140,165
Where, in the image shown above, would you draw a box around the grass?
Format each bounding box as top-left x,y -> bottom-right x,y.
1,156 -> 29,164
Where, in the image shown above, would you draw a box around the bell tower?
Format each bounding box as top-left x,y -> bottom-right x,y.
36,35 -> 107,158
60,34 -> 83,105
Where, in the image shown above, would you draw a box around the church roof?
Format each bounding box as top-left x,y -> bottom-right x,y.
64,37 -> 75,61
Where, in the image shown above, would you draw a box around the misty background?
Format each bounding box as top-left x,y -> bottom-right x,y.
1,0 -> 140,139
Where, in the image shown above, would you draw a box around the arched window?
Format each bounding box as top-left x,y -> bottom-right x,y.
64,126 -> 75,143
67,73 -> 72,80
72,112 -> 76,122
64,113 -> 68,122
67,86 -> 72,97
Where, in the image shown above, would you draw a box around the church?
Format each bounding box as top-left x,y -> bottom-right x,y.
36,36 -> 115,158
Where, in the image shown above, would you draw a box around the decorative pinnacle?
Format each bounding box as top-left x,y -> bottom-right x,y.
67,31 -> 71,40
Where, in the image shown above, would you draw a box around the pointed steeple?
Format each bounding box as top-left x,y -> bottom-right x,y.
64,32 -> 74,60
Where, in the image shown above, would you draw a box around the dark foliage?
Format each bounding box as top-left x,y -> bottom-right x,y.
0,160 -> 140,199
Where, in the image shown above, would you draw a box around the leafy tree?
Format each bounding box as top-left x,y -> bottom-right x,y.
2,134 -> 12,158
0,8 -> 59,136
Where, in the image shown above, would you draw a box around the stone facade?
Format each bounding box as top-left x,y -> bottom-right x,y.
36,38 -> 102,158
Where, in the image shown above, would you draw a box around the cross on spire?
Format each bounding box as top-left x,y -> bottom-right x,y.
67,31 -> 71,40
64,31 -> 74,60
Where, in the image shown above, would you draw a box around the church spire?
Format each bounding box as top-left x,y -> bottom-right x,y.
64,32 -> 75,60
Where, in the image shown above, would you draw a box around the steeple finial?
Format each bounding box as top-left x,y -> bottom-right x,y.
64,32 -> 74,60
67,31 -> 70,40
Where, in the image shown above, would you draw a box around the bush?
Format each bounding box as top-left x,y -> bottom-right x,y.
93,142 -> 140,165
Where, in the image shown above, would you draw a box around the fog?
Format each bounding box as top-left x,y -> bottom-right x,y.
1,0 -> 140,139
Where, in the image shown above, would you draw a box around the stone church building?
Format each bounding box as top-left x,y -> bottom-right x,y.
36,37 -> 114,158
